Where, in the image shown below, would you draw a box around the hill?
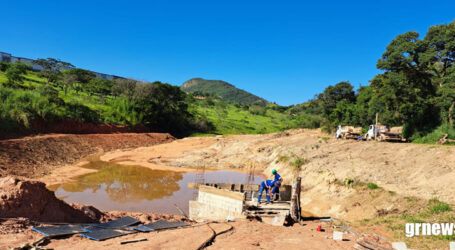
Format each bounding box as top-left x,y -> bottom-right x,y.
0,64 -> 314,138
181,78 -> 267,104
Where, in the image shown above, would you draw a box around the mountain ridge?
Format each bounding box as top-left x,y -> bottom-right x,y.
181,78 -> 267,105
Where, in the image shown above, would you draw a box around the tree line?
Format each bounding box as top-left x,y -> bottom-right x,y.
0,59 -> 204,137
291,20 -> 455,140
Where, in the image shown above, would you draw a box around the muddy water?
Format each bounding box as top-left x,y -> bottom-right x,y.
48,161 -> 264,215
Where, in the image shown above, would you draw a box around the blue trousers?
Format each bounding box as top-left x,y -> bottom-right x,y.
272,182 -> 281,195
258,182 -> 271,202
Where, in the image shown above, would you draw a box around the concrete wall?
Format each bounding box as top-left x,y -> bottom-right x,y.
189,185 -> 245,221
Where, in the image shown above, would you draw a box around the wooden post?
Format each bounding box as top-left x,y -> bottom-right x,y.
375,113 -> 378,141
290,177 -> 301,222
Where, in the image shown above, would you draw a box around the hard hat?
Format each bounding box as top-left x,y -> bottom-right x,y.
272,169 -> 277,174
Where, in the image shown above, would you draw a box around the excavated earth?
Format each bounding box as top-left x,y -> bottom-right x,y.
2,129 -> 453,249
0,133 -> 174,178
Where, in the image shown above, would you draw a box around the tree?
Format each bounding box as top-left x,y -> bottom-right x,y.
132,81 -> 192,136
86,78 -> 115,96
32,58 -> 74,83
318,81 -> 355,118
0,61 -> 10,72
62,73 -> 77,95
422,21 -> 455,87
112,78 -> 137,100
5,62 -> 31,86
437,80 -> 455,127
66,68 -> 96,84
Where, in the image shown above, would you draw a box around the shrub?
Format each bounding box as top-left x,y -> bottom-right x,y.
366,182 -> 380,189
429,198 -> 451,214
0,61 -> 10,71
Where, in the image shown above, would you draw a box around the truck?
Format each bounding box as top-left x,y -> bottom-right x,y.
365,124 -> 406,142
335,125 -> 362,139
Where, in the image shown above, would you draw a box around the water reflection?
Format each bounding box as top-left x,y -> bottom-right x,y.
49,161 -> 264,214
50,162 -> 182,202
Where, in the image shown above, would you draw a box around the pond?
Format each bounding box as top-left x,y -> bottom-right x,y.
48,161 -> 264,215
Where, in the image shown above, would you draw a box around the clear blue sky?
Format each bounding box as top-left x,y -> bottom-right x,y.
2,0 -> 454,105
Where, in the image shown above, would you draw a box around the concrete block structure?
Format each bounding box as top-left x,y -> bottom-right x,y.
189,183 -> 293,223
189,185 -> 245,220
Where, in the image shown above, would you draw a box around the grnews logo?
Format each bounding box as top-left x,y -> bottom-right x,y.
405,223 -> 454,237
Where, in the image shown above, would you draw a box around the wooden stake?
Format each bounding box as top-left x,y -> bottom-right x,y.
290,177 -> 302,222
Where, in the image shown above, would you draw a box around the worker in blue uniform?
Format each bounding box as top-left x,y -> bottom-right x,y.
257,179 -> 275,203
271,169 -> 283,201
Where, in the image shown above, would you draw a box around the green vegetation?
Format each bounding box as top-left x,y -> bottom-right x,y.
358,197 -> 455,249
366,182 -> 381,190
186,97 -> 312,135
0,61 -> 313,137
2,19 -> 454,140
181,78 -> 267,105
429,198 -> 452,214
274,153 -> 309,172
0,60 -> 194,136
291,20 -> 455,143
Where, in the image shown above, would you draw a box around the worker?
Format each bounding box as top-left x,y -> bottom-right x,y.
257,180 -> 275,204
271,169 -> 283,201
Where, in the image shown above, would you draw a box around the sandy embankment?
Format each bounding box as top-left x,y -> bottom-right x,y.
97,129 -> 455,221
20,129 -> 455,221
0,133 -> 175,181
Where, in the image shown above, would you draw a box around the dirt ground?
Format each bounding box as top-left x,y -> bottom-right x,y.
0,219 -> 364,250
0,133 -> 174,178
104,129 -> 454,221
2,129 -> 454,249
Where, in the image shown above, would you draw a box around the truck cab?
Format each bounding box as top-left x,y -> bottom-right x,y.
335,125 -> 343,139
365,124 -> 387,140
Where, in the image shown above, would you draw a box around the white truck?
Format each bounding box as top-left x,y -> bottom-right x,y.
335,125 -> 362,139
365,124 -> 406,142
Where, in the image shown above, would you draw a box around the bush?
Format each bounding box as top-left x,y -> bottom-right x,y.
366,182 -> 380,189
0,61 -> 10,71
249,105 -> 266,116
412,125 -> 455,144
429,198 -> 451,214
191,118 -> 215,132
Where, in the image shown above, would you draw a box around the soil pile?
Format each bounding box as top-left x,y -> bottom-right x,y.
0,133 -> 175,178
0,177 -> 99,223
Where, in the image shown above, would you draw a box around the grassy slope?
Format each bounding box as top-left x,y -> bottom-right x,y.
188,99 -> 298,135
0,71 -> 299,135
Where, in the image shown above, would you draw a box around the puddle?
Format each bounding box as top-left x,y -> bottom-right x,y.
48,161 -> 264,215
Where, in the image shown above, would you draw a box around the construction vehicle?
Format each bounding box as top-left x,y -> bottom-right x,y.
335,125 -> 362,139
365,124 -> 406,142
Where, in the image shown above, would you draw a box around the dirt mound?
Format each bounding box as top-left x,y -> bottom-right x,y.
0,120 -> 151,140
0,177 -> 98,223
0,133 -> 175,178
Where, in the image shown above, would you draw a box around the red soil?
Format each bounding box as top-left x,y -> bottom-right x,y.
0,133 -> 175,178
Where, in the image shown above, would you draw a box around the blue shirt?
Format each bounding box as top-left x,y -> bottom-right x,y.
273,173 -> 282,182
265,180 -> 274,187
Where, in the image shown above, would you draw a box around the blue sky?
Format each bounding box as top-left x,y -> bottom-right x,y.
2,0 -> 454,105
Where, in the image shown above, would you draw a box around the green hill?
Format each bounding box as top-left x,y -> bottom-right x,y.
181,78 -> 267,105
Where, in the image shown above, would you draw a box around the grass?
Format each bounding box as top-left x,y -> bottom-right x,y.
356,196 -> 455,249
291,156 -> 309,171
275,154 -> 291,163
366,182 -> 381,189
412,125 -> 455,144
429,198 -> 451,214
189,99 -> 302,135
1,69 -> 314,136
